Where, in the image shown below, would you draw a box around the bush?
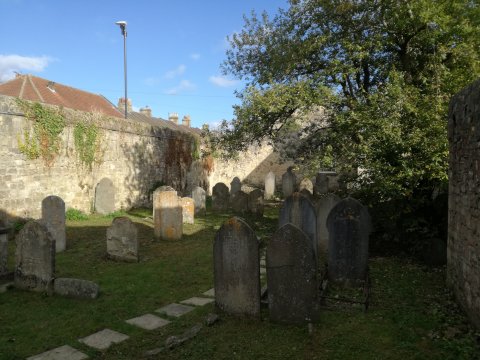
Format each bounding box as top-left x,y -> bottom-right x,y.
65,208 -> 89,221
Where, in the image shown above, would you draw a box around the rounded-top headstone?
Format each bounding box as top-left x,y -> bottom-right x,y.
95,178 -> 115,215
264,171 -> 276,199
230,177 -> 242,197
191,186 -> 206,215
248,188 -> 264,216
41,195 -> 66,252
281,167 -> 297,198
106,216 -> 138,262
212,182 -> 230,211
299,178 -> 314,195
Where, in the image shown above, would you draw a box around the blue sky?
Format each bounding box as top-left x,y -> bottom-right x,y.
0,0 -> 288,128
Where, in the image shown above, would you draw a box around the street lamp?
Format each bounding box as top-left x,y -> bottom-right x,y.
115,20 -> 128,119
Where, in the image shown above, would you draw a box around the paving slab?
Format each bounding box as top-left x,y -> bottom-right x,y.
202,288 -> 215,297
27,345 -> 88,360
78,328 -> 129,350
126,313 -> 170,330
260,267 -> 267,275
180,297 -> 215,306
260,259 -> 266,267
155,303 -> 195,318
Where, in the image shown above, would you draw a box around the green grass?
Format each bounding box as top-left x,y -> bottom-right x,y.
0,205 -> 478,359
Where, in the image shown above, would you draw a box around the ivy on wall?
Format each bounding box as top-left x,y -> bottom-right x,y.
73,118 -> 103,170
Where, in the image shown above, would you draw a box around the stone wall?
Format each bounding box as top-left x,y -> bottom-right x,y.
447,79 -> 480,328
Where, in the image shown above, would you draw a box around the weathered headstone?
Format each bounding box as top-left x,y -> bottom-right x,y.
315,194 -> 341,254
181,197 -> 195,224
54,278 -> 100,299
299,178 -> 314,195
0,225 -> 9,277
281,167 -> 297,198
314,171 -> 338,196
106,217 -> 138,262
279,193 -> 318,261
94,178 -> 115,215
267,223 -> 319,324
230,177 -> 242,197
232,190 -> 249,215
248,189 -> 264,216
41,195 -> 66,252
191,186 -> 206,215
327,197 -> 371,284
152,186 -> 176,217
214,217 -> 260,317
212,182 -> 229,211
14,221 -> 55,292
264,171 -> 276,199
153,188 -> 183,240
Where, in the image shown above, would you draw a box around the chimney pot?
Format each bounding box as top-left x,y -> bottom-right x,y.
118,98 -> 132,113
168,112 -> 179,124
182,114 -> 191,127
140,106 -> 152,117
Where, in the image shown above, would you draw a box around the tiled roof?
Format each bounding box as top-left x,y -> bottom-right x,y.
0,74 -> 123,118
126,110 -> 202,135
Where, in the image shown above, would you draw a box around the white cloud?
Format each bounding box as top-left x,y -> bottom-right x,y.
190,53 -> 200,61
164,64 -> 186,79
165,80 -> 196,95
209,75 -> 239,87
0,54 -> 52,82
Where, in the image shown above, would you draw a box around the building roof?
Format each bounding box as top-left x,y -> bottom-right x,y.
126,110 -> 202,136
0,74 -> 123,118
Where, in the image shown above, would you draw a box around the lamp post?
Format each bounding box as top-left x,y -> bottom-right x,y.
115,20 -> 128,119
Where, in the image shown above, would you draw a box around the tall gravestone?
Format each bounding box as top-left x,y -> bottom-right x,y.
248,189 -> 264,216
14,221 -> 55,292
94,178 -> 115,215
0,225 -> 9,277
41,195 -> 66,252
181,197 -> 195,224
191,186 -> 206,215
212,182 -> 229,211
264,171 -> 276,199
153,187 -> 183,240
316,194 -> 341,254
267,223 -> 319,324
281,167 -> 297,198
214,217 -> 260,317
106,217 -> 138,262
299,178 -> 314,195
232,190 -> 249,215
230,177 -> 242,197
279,193 -> 318,262
327,197 -> 371,285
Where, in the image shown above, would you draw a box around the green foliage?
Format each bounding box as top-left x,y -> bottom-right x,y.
103,210 -> 128,218
73,120 -> 101,169
65,208 -> 89,221
191,136 -> 201,160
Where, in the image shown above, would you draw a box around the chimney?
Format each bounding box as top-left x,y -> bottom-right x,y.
182,114 -> 191,127
118,98 -> 132,113
47,81 -> 56,92
168,112 -> 179,124
139,106 -> 152,117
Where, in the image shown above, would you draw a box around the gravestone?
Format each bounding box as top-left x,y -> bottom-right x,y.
0,225 -> 9,277
316,194 -> 341,254
95,178 -> 115,215
153,189 -> 183,240
106,217 -> 138,262
299,178 -> 314,195
279,193 -> 318,262
41,195 -> 66,252
232,190 -> 249,215
267,223 -> 319,324
212,182 -> 229,211
314,171 -> 338,196
214,217 -> 260,317
281,167 -> 297,198
152,185 -> 176,217
230,177 -> 242,197
54,278 -> 100,299
181,197 -> 195,224
14,221 -> 55,292
327,197 -> 371,284
191,186 -> 206,215
248,189 -> 264,216
300,188 -> 313,201
264,171 -> 276,199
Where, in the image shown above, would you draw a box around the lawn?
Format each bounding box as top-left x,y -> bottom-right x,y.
0,205 -> 478,359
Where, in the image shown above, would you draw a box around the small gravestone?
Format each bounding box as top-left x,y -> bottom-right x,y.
230,177 -> 242,197
106,217 -> 138,262
264,171 -> 276,199
299,178 -> 314,195
279,193 -> 318,262
282,167 -> 297,198
181,197 -> 195,224
153,189 -> 183,240
327,197 -> 371,285
248,189 -> 264,216
232,190 -> 249,214
214,217 -> 260,317
316,194 -> 341,254
267,223 -> 319,324
212,183 -> 230,211
192,186 -> 206,215
14,221 -> 55,292
54,278 -> 100,299
314,171 -> 337,196
0,226 -> 9,277
41,195 -> 66,252
95,178 -> 115,215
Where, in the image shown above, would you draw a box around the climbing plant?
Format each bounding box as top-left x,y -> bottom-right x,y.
73,120 -> 102,170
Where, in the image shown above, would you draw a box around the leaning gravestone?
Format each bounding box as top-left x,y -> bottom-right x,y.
41,195 -> 66,252
94,178 -> 115,215
264,171 -> 276,199
230,177 -> 242,197
281,167 -> 297,198
181,197 -> 195,224
299,178 -> 314,195
232,190 -> 249,215
214,217 -> 260,317
327,197 -> 371,285
248,189 -> 264,216
267,223 -> 319,324
14,221 -> 55,292
153,188 -> 183,240
212,182 -> 230,211
316,193 -> 341,254
191,186 -> 206,215
0,225 -> 9,277
106,217 -> 138,262
279,193 -> 318,261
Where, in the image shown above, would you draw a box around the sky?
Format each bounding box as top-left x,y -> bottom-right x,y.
0,0 -> 288,128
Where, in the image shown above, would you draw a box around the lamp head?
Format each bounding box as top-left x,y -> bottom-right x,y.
115,21 -> 127,35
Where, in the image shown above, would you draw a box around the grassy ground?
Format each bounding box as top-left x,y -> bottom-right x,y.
0,205 -> 478,359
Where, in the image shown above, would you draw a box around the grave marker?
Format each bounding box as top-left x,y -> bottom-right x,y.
212,182 -> 229,211
191,186 -> 206,215
232,190 -> 249,215
230,177 -> 242,197
95,178 -> 115,214
315,194 -> 341,254
281,167 -> 297,198
106,217 -> 138,262
299,178 -> 314,195
265,171 -> 276,199
181,197 -> 195,224
153,189 -> 183,240
41,195 -> 66,252
248,189 -> 264,216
